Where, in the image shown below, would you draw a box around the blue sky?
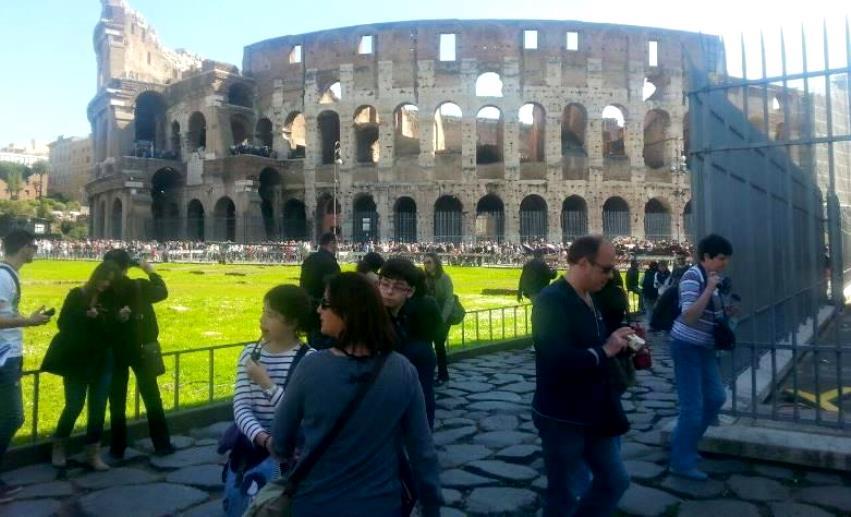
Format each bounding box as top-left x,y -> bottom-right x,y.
0,0 -> 847,147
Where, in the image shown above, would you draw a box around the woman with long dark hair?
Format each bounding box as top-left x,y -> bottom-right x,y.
42,261 -> 122,471
423,253 -> 452,383
272,272 -> 442,516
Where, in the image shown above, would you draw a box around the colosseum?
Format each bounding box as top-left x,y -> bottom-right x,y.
87,0 -> 726,244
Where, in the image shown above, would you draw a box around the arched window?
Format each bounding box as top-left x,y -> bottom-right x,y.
476,107 -> 503,164
151,168 -> 182,241
434,102 -> 462,154
230,114 -> 250,146
353,194 -> 379,242
134,91 -> 167,151
394,104 -> 420,157
519,103 -> 545,163
315,194 -> 341,238
475,72 -> 504,97
283,112 -> 306,158
683,201 -> 693,241
476,194 -> 504,242
319,81 -> 342,104
170,121 -> 181,156
353,106 -> 379,164
434,195 -> 463,243
394,197 -> 417,242
259,168 -> 282,240
520,195 -> 548,241
111,199 -> 123,240
188,112 -> 206,150
644,198 -> 671,241
561,196 -> 588,242
227,83 -> 252,108
213,197 -> 237,242
255,118 -> 274,148
602,197 -> 630,237
561,104 -> 587,155
602,105 -> 626,157
643,109 -> 671,169
283,199 -> 307,241
187,199 -> 205,241
317,111 -> 341,165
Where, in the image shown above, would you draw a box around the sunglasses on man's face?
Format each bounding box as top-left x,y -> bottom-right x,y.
319,298 -> 333,309
590,261 -> 615,275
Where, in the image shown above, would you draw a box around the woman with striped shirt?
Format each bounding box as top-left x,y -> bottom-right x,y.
225,285 -> 313,517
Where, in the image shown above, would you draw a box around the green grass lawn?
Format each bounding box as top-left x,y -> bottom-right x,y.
14,260 -> 533,443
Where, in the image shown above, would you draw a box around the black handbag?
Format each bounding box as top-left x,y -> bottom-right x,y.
140,341 -> 166,377
710,296 -> 736,351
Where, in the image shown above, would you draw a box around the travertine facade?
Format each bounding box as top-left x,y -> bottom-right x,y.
87,0 -> 729,243
48,136 -> 92,202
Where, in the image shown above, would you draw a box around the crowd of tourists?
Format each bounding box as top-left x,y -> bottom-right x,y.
0,227 -> 736,516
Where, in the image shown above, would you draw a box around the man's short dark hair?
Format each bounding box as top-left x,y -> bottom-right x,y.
567,235 -> 604,265
379,258 -> 419,288
103,248 -> 131,269
356,252 -> 385,275
319,232 -> 337,247
2,229 -> 35,256
697,234 -> 733,260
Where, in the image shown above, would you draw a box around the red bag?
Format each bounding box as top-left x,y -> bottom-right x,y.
633,347 -> 652,370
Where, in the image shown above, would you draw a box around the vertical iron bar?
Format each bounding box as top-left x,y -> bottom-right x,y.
174,353 -> 181,410
501,307 -> 505,340
514,305 -> 518,337
461,316 -> 465,348
134,377 -> 141,419
771,346 -> 778,420
208,349 -> 215,403
475,311 -> 480,343
31,373 -> 39,442
489,309 -> 493,341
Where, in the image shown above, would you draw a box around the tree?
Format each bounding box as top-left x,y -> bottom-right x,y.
0,161 -> 27,200
29,160 -> 49,199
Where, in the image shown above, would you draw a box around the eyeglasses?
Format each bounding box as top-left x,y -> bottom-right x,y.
319,298 -> 333,309
590,261 -> 615,275
378,277 -> 413,294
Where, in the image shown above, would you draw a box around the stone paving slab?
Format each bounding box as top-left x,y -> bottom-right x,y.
2,347 -> 850,516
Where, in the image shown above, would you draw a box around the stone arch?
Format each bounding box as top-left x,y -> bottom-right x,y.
227,82 -> 252,108
519,103 -> 546,163
394,196 -> 417,243
394,103 -> 420,157
283,199 -> 307,241
283,111 -> 306,158
353,105 -> 379,164
255,117 -> 274,148
476,106 -> 503,164
134,91 -> 167,152
644,198 -> 672,241
561,195 -> 588,242
150,167 -> 182,241
110,198 -> 123,240
434,102 -> 462,154
187,199 -> 205,241
602,105 -> 627,157
643,109 -> 671,169
434,195 -> 463,243
319,81 -> 342,104
602,196 -> 630,237
315,193 -> 341,238
476,194 -> 505,242
97,200 -> 106,238
188,112 -> 206,150
230,114 -> 250,146
475,72 -> 503,97
317,111 -> 341,165
520,194 -> 548,241
562,103 -> 587,155
259,167 -> 282,240
352,193 -> 379,242
683,200 -> 694,241
213,196 -> 236,242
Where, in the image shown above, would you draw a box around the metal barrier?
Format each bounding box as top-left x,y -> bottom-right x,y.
15,304 -> 531,444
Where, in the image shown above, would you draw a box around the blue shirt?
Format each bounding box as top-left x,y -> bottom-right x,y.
670,265 -> 724,347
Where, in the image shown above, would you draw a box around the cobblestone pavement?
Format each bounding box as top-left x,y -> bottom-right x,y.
1,343 -> 850,516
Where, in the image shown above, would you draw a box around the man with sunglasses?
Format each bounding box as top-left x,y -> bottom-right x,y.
377,258 -> 437,430
0,230 -> 53,503
532,235 -> 635,517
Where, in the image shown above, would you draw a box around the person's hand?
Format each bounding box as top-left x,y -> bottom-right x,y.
245,358 -> 273,389
28,306 -> 51,326
85,307 -> 99,319
602,326 -> 634,358
706,272 -> 721,291
118,306 -> 132,322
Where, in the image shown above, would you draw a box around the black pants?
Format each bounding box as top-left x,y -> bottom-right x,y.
109,358 -> 171,455
434,323 -> 450,380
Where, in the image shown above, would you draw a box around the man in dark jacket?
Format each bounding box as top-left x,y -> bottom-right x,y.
103,249 -> 174,458
641,261 -> 659,320
625,258 -> 641,311
518,249 -> 557,303
299,233 -> 340,348
532,235 -> 633,516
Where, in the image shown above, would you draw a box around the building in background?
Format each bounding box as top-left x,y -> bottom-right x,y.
48,136 -> 93,203
0,141 -> 49,167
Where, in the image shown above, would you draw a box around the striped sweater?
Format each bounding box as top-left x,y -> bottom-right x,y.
233,342 -> 312,443
670,266 -> 724,347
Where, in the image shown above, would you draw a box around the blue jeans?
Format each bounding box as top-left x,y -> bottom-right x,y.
223,456 -> 280,517
534,412 -> 629,517
54,355 -> 113,444
669,339 -> 726,471
0,357 -> 24,465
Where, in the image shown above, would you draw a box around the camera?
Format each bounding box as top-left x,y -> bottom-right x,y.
43,308 -> 56,317
626,334 -> 646,352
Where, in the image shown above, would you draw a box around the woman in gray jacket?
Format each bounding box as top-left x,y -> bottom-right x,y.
423,253 -> 453,384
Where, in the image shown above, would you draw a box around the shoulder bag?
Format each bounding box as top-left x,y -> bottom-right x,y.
245,352 -> 389,517
133,280 -> 166,376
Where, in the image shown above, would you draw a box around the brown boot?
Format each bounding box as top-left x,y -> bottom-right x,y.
51,439 -> 67,468
84,444 -> 110,471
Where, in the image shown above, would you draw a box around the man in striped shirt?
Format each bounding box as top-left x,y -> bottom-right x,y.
669,234 -> 733,481
226,285 -> 313,517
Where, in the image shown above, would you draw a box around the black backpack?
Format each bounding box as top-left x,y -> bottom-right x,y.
649,285 -> 680,331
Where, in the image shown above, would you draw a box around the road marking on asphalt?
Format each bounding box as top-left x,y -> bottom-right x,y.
783,388 -> 847,412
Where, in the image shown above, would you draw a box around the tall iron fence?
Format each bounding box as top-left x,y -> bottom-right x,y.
13,304 -> 531,445
688,25 -> 851,428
